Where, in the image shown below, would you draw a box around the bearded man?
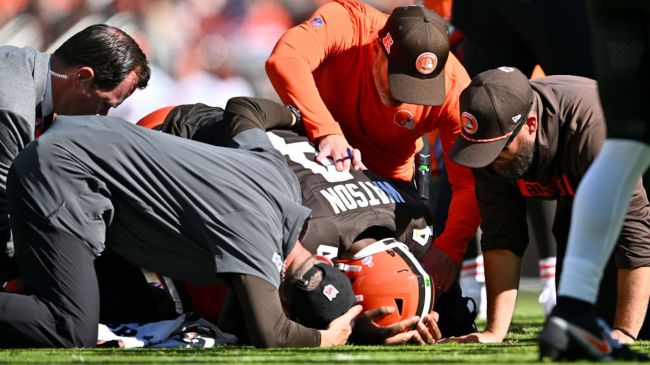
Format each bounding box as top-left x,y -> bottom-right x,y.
445,67 -> 650,345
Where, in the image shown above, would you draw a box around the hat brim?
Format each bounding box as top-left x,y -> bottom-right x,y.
389,70 -> 445,106
449,133 -> 509,169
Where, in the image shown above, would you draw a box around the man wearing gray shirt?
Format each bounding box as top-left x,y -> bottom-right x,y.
0,24 -> 150,282
0,110 -> 359,348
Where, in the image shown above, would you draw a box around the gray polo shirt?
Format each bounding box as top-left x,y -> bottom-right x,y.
11,115 -> 311,287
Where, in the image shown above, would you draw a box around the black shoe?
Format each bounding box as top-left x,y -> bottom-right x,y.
434,281 -> 477,337
539,315 -> 649,361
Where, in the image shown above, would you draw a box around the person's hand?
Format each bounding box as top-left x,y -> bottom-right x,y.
417,312 -> 442,343
350,307 -> 442,345
379,310 -> 442,345
423,247 -> 460,296
319,305 -> 363,347
350,306 -> 419,344
438,329 -> 503,344
316,134 -> 366,171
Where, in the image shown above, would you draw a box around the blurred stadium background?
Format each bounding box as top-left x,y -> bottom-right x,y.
0,0 -> 418,124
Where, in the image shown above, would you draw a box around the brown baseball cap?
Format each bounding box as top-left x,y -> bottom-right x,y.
378,6 -> 449,106
449,67 -> 534,168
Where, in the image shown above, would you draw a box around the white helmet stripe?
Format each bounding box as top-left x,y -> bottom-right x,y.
351,238 -> 408,260
393,244 -> 432,320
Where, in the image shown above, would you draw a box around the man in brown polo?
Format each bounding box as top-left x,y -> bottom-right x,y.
447,67 -> 650,348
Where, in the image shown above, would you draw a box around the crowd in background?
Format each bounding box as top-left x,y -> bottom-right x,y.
0,0 -> 417,123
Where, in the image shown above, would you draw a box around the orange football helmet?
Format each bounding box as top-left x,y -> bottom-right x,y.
137,105 -> 176,129
338,238 -> 434,327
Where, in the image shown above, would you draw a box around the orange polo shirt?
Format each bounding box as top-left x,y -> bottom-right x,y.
266,0 -> 479,262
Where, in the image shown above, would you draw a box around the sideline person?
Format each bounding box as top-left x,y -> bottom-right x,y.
539,0 -> 650,360
266,0 -> 479,295
0,23 -> 150,283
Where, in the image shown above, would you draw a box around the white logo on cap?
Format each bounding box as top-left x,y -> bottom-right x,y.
498,66 -> 515,73
382,33 -> 394,54
462,112 -> 478,135
512,114 -> 522,124
415,52 -> 437,75
323,284 -> 339,301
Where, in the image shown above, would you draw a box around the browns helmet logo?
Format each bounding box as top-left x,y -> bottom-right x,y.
415,52 -> 437,75
394,109 -> 415,130
362,256 -> 374,268
462,112 -> 478,134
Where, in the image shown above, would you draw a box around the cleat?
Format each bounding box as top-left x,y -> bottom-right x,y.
539,315 -> 649,361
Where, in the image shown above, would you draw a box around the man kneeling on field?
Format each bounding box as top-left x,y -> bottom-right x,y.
0,110 -> 361,348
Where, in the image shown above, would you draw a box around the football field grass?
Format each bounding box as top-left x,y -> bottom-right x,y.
1,290 -> 648,364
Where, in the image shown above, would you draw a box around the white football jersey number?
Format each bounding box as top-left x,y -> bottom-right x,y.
412,225 -> 434,247
268,132 -> 354,183
315,244 -> 339,260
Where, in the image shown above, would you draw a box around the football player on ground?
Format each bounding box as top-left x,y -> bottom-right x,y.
137,97 -> 478,343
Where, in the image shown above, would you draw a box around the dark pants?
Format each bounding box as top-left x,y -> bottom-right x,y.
588,0 -> 650,143
0,168 -> 99,347
453,0 -> 594,78
434,280 -> 477,337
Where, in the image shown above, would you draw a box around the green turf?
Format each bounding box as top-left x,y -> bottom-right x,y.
0,291 -> 648,364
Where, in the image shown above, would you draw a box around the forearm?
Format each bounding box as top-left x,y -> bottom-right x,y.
267,64 -> 341,139
224,97 -> 295,134
483,249 -> 521,341
227,274 -> 320,348
433,181 -> 480,263
613,266 -> 650,339
265,40 -> 341,140
435,95 -> 480,261
160,98 -> 295,146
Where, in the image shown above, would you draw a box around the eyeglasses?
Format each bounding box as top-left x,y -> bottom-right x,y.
503,100 -> 534,150
49,69 -> 71,80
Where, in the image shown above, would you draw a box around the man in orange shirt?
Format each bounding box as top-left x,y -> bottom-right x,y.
266,1 -> 479,293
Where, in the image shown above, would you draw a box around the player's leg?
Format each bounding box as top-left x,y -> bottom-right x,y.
527,200 -> 557,317
452,0 -> 536,78
539,0 -> 650,360
540,142 -> 650,361
459,233 -> 486,319
0,167 -> 100,347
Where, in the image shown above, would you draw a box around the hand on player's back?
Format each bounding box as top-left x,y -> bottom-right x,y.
317,134 -> 366,172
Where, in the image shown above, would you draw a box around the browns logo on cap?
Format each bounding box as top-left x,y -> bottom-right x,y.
415,52 -> 437,75
461,112 -> 478,135
449,67 -> 534,168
